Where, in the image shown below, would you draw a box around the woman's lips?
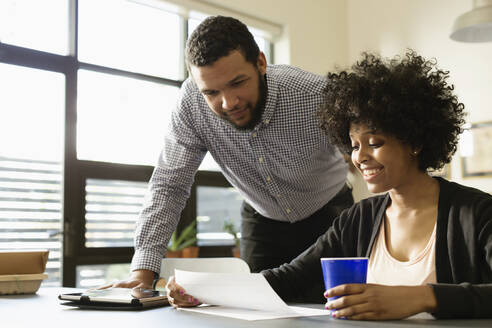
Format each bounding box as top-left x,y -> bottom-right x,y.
361,167 -> 383,182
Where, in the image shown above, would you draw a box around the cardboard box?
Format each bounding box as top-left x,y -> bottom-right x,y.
0,273 -> 49,295
0,250 -> 49,294
0,250 -> 49,275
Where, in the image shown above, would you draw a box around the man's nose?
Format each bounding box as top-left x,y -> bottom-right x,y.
221,92 -> 239,110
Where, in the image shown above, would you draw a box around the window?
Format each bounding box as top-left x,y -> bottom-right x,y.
0,0 -> 69,55
78,0 -> 184,80
85,179 -> 147,248
76,263 -> 131,288
0,0 -> 275,287
0,63 -> 65,286
76,70 -> 179,166
196,186 -> 243,246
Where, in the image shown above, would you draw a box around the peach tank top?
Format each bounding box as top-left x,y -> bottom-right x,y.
366,220 -> 437,285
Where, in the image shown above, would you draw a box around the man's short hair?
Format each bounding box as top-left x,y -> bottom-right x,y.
186,15 -> 260,67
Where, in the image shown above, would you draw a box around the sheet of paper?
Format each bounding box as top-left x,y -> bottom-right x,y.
175,270 -> 331,320
179,305 -> 331,321
175,269 -> 289,312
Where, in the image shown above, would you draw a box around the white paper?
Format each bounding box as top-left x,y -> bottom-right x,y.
179,305 -> 330,321
175,270 -> 331,320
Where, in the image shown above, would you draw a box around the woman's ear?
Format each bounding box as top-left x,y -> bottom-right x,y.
411,146 -> 422,156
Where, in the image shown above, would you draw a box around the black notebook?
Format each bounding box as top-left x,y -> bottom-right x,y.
59,287 -> 169,311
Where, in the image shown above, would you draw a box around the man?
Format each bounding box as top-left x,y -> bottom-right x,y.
113,15 -> 352,289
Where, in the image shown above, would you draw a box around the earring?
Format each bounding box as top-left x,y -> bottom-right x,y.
412,150 -> 418,156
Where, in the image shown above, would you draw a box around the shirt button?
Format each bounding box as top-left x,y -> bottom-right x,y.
252,132 -> 257,137
266,176 -> 271,182
258,157 -> 264,163
286,208 -> 291,213
276,194 -> 281,198
264,119 -> 270,124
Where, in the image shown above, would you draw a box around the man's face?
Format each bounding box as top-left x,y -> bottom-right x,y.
190,50 -> 267,130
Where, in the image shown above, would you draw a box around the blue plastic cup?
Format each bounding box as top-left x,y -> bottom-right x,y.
320,257 -> 368,301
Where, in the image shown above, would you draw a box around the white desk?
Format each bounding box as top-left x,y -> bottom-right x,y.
1,288 -> 491,328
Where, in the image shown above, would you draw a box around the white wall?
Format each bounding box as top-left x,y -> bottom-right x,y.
202,0 -> 348,75
207,0 -> 492,193
347,0 -> 492,192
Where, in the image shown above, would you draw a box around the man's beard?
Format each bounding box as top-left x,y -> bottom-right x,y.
222,70 -> 267,131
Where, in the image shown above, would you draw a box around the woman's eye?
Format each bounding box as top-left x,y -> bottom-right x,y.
369,143 -> 382,148
351,145 -> 359,151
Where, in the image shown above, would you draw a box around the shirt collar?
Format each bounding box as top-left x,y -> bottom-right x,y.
254,66 -> 278,130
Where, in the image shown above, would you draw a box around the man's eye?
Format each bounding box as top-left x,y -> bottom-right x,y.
351,145 -> 359,151
231,80 -> 244,86
204,91 -> 218,97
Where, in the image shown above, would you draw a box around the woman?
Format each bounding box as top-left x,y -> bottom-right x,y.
166,50 -> 492,320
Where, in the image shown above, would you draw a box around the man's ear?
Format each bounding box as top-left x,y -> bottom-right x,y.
186,61 -> 195,81
257,52 -> 267,75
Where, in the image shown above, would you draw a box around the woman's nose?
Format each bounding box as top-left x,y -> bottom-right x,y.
353,147 -> 369,164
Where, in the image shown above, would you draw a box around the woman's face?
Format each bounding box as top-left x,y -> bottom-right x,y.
349,123 -> 420,194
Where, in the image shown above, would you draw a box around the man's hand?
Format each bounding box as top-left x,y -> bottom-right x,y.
324,283 -> 437,320
98,269 -> 155,290
166,276 -> 201,308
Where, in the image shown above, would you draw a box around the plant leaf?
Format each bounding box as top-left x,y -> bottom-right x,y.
179,237 -> 197,250
173,221 -> 197,250
168,231 -> 178,251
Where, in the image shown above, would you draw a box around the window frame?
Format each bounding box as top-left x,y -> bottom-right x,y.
0,0 -> 273,287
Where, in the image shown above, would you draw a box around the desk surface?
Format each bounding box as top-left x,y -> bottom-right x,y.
1,288 -> 491,328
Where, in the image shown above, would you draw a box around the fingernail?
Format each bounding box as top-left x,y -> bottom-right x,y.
193,299 -> 199,305
188,296 -> 193,302
179,290 -> 184,295
331,311 -> 337,318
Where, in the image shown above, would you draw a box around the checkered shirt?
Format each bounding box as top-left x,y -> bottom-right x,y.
131,65 -> 348,274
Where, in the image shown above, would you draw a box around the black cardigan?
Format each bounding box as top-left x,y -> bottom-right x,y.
262,178 -> 492,319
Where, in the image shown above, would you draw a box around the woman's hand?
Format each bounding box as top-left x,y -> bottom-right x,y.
324,284 -> 437,320
166,276 -> 201,308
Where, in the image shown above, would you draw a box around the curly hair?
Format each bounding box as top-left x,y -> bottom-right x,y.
317,50 -> 466,171
186,15 -> 259,67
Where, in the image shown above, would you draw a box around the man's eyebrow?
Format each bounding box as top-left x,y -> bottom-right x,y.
228,74 -> 248,85
200,87 -> 216,94
200,74 -> 249,94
